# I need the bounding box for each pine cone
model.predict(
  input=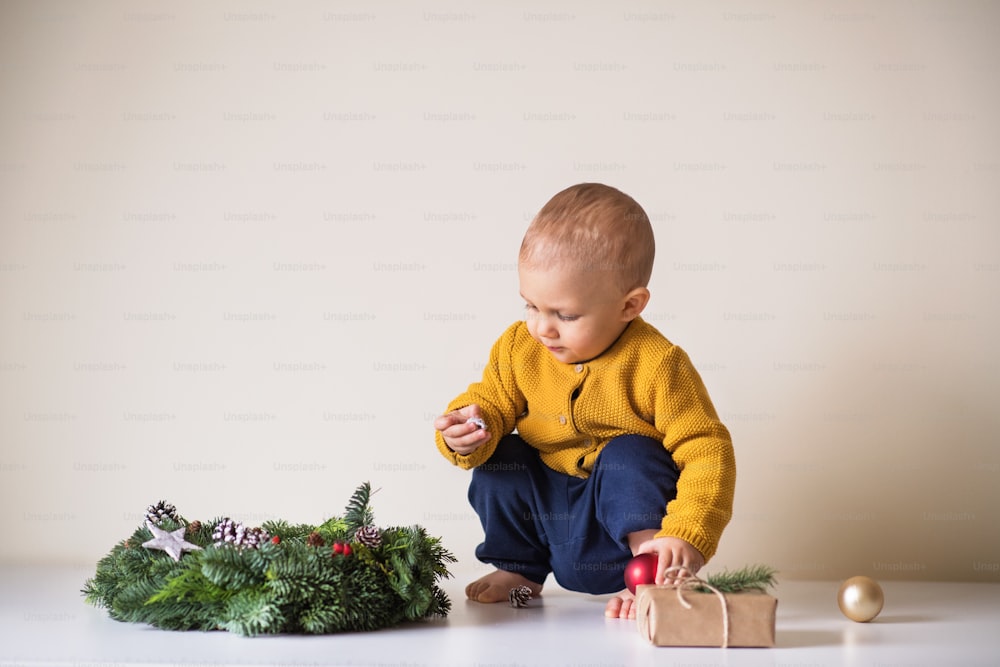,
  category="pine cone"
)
[188,520,202,534]
[212,518,270,549]
[243,526,270,548]
[509,585,531,608]
[306,531,325,547]
[355,525,382,549]
[145,500,178,526]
